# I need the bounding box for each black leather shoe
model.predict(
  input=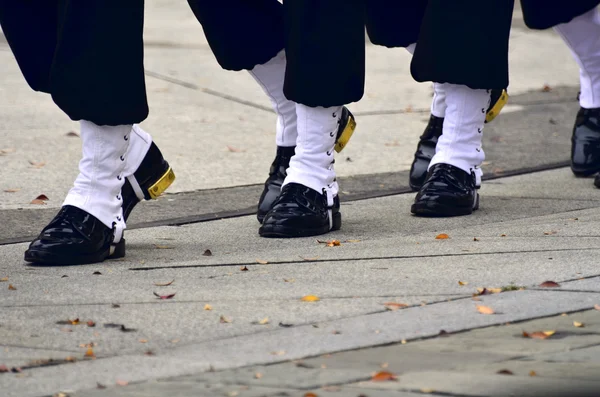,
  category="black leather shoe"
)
[408,89,508,191]
[259,183,341,238]
[257,107,356,223]
[24,205,125,265]
[411,163,479,217]
[571,107,600,177]
[121,142,176,221]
